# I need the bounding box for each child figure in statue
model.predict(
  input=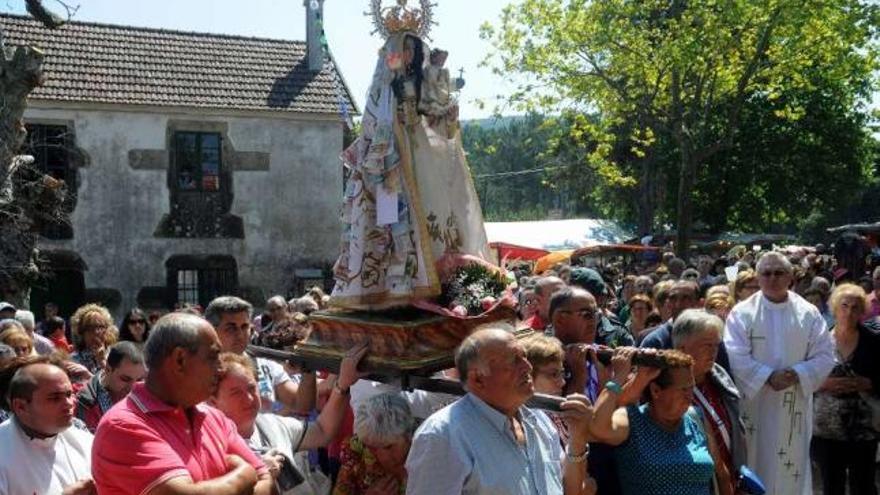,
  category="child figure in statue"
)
[330,28,490,311]
[419,48,460,138]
